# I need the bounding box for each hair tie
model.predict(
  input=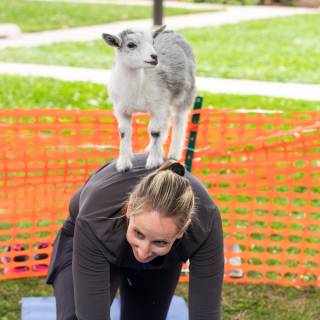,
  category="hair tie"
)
[168,162,185,176]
